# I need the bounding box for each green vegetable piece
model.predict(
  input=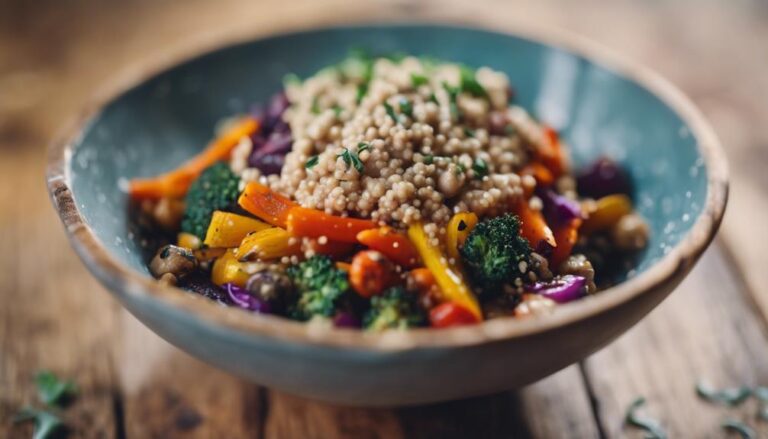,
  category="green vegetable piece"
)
[624,397,667,439]
[442,82,461,120]
[35,370,76,408]
[13,407,63,439]
[336,147,365,174]
[460,66,488,97]
[399,98,413,118]
[721,420,756,439]
[423,154,434,165]
[460,214,532,288]
[384,101,398,123]
[695,382,752,406]
[410,73,428,87]
[305,155,319,169]
[287,256,351,320]
[363,287,426,331]
[472,158,489,179]
[181,162,240,239]
[332,104,343,117]
[311,96,321,114]
[464,127,475,138]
